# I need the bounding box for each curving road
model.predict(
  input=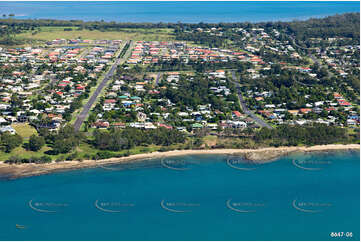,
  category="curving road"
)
[230,71,272,129]
[73,40,133,131]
